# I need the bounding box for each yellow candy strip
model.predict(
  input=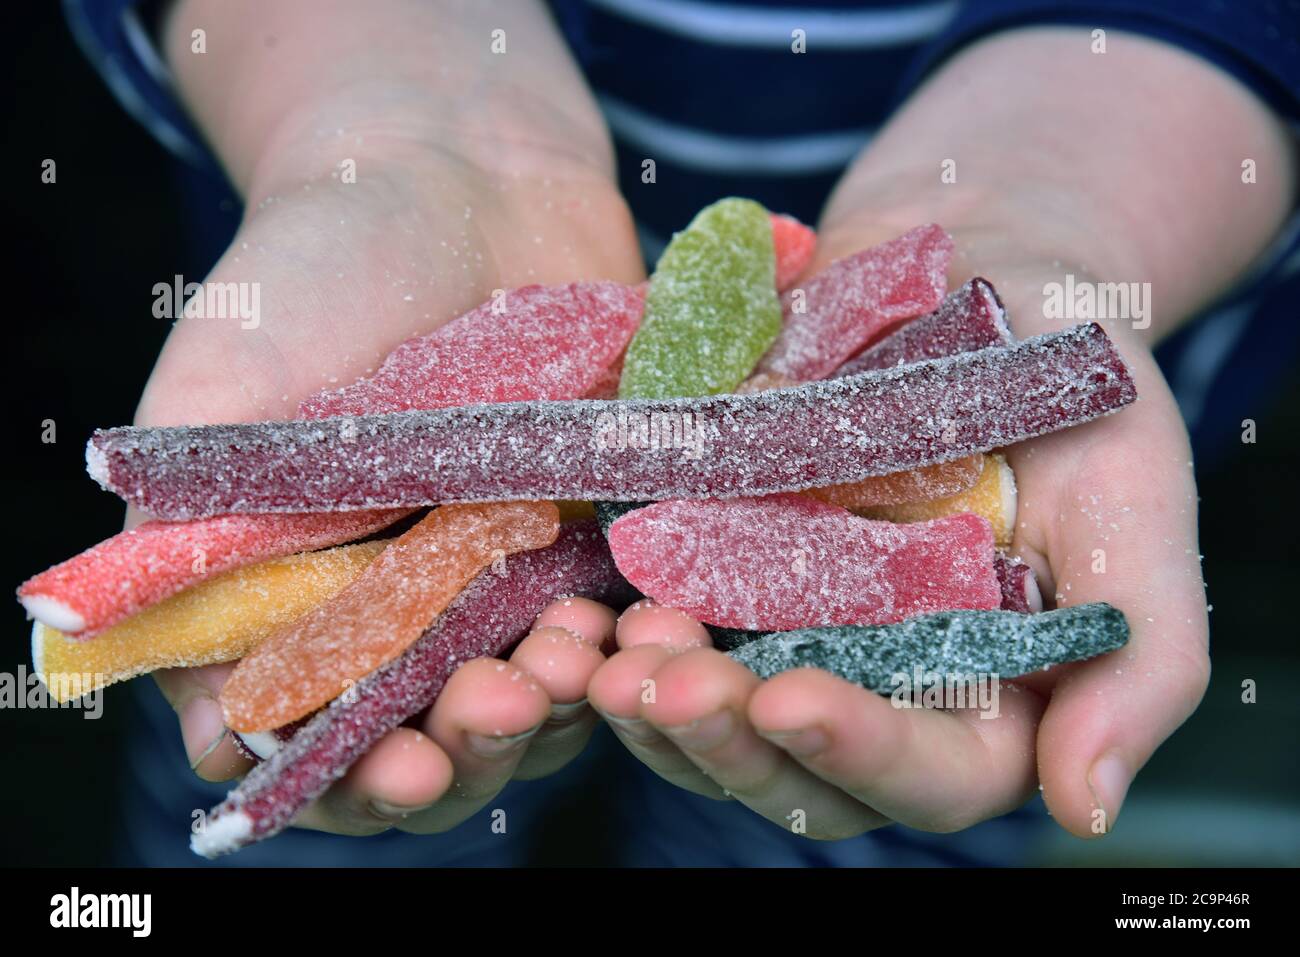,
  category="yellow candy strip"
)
[31,541,386,703]
[857,453,1017,547]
